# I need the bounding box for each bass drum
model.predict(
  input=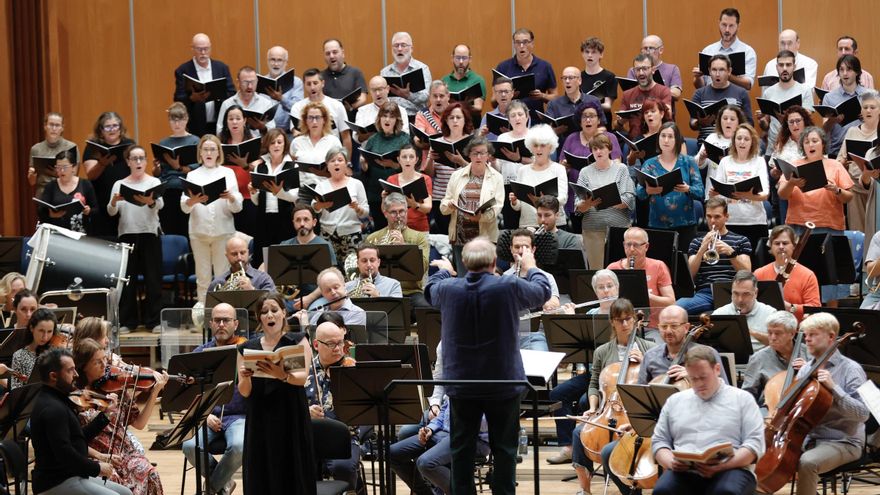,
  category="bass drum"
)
[25,224,132,295]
